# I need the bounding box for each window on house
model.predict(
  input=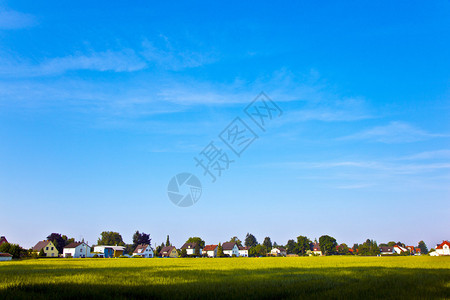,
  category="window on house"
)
[46,247,48,250]
[51,247,54,250]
